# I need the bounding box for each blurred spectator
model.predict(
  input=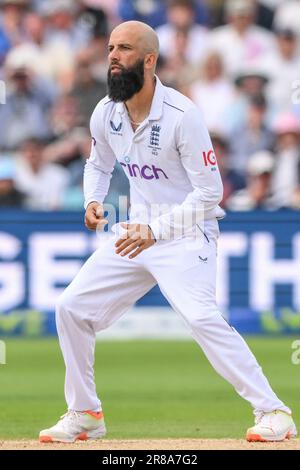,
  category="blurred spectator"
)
[79,0,119,27]
[15,138,69,210]
[211,131,245,207]
[271,113,300,209]
[189,51,235,131]
[37,0,88,91]
[20,11,50,76]
[154,27,199,90]
[223,66,269,132]
[72,6,110,85]
[2,3,109,91]
[49,94,83,138]
[209,0,275,76]
[44,95,88,166]
[84,32,109,83]
[227,150,275,210]
[220,0,284,30]
[262,28,300,114]
[234,66,269,98]
[119,0,167,28]
[0,155,24,207]
[0,63,55,149]
[273,0,300,36]
[41,0,81,45]
[4,11,54,81]
[229,94,274,176]
[0,0,298,213]
[69,50,107,126]
[76,1,109,39]
[156,0,209,66]
[3,12,60,91]
[65,137,90,186]
[119,0,209,29]
[0,0,29,64]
